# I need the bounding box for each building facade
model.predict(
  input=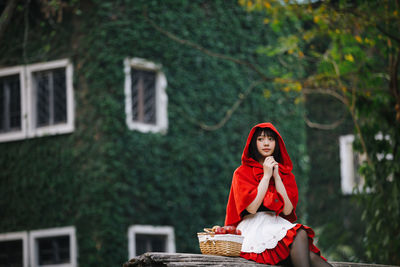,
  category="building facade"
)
[0,1,307,266]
